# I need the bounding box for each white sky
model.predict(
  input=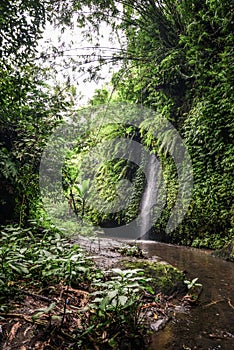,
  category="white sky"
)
[38,19,122,106]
